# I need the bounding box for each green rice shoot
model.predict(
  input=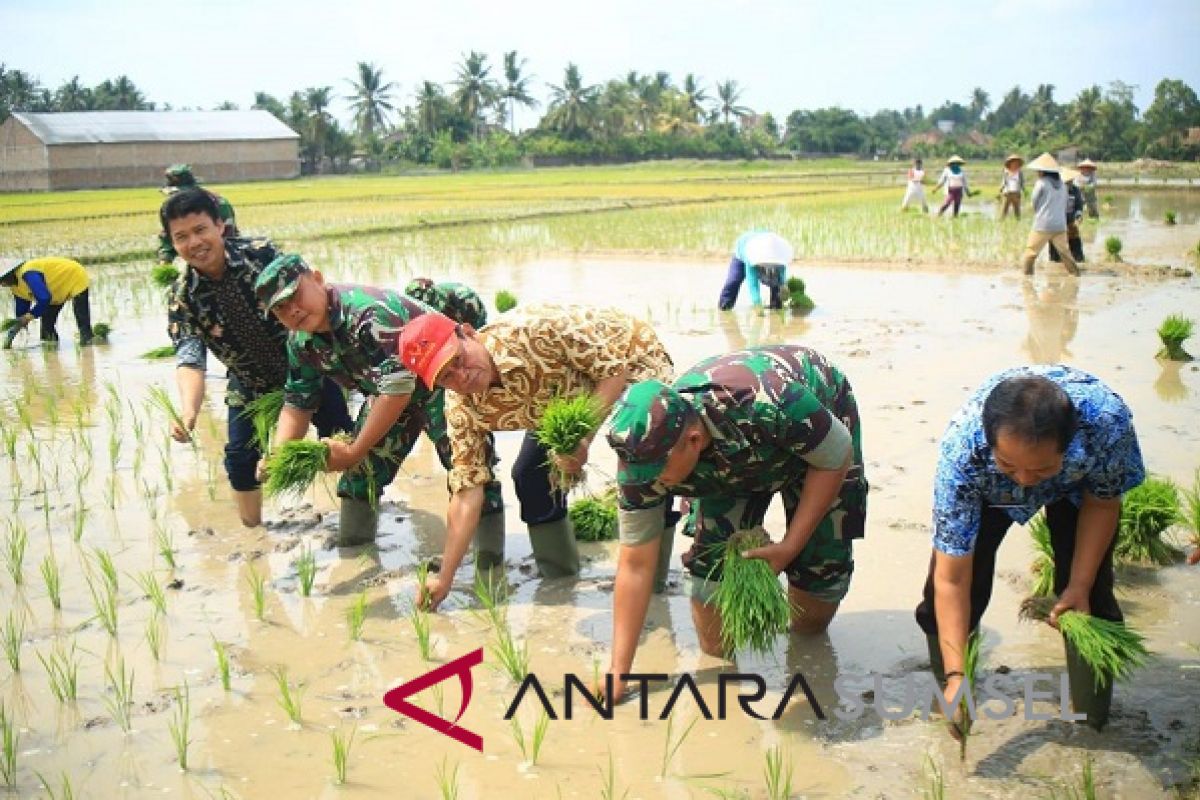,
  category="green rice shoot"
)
[1104,236,1123,261]
[1116,476,1184,565]
[536,394,605,492]
[495,289,518,313]
[1180,469,1200,552]
[569,489,619,542]
[1019,597,1149,690]
[140,345,176,360]
[1028,512,1055,597]
[264,439,329,499]
[1156,314,1194,361]
[709,528,792,655]
[242,390,285,454]
[959,630,983,761]
[151,263,181,287]
[91,322,112,342]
